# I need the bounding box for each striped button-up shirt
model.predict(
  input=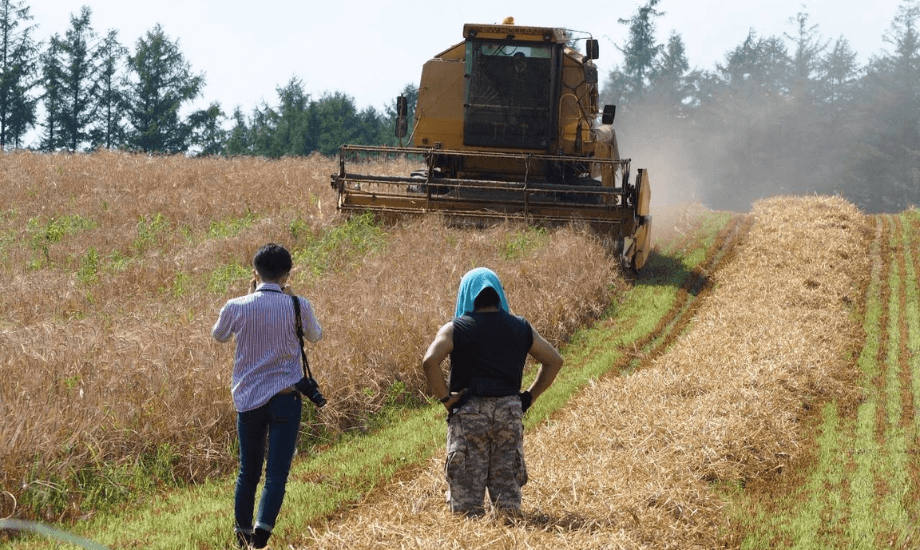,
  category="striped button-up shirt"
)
[212,283,322,412]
